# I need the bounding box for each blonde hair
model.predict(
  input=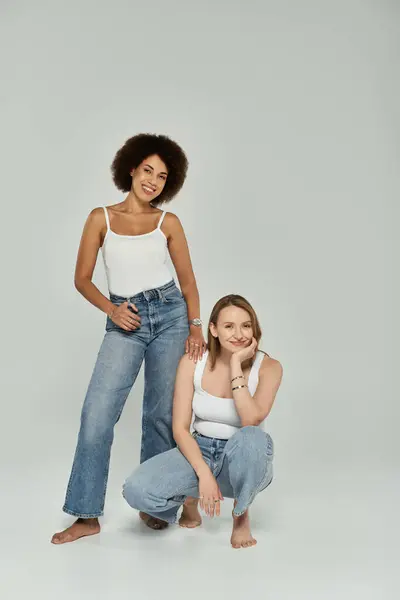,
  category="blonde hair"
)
[207,294,262,371]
